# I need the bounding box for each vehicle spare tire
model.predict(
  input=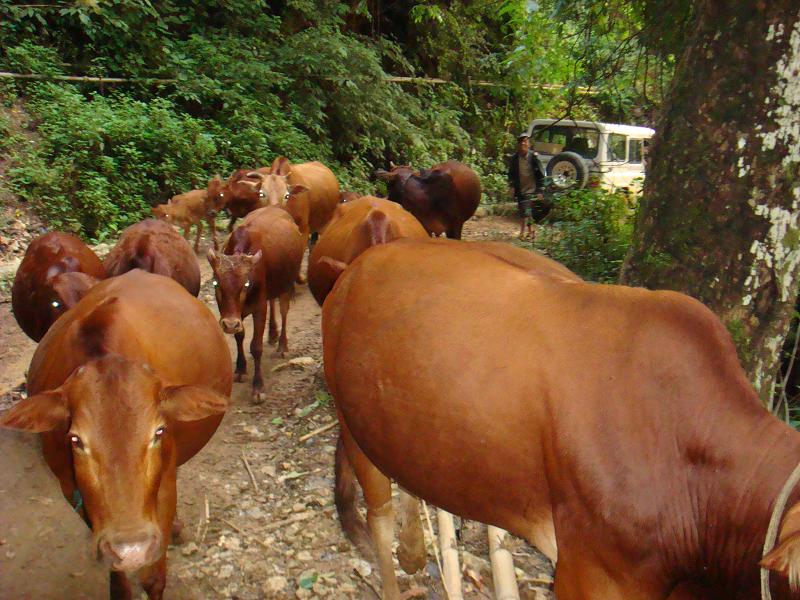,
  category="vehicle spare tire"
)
[545,151,589,190]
